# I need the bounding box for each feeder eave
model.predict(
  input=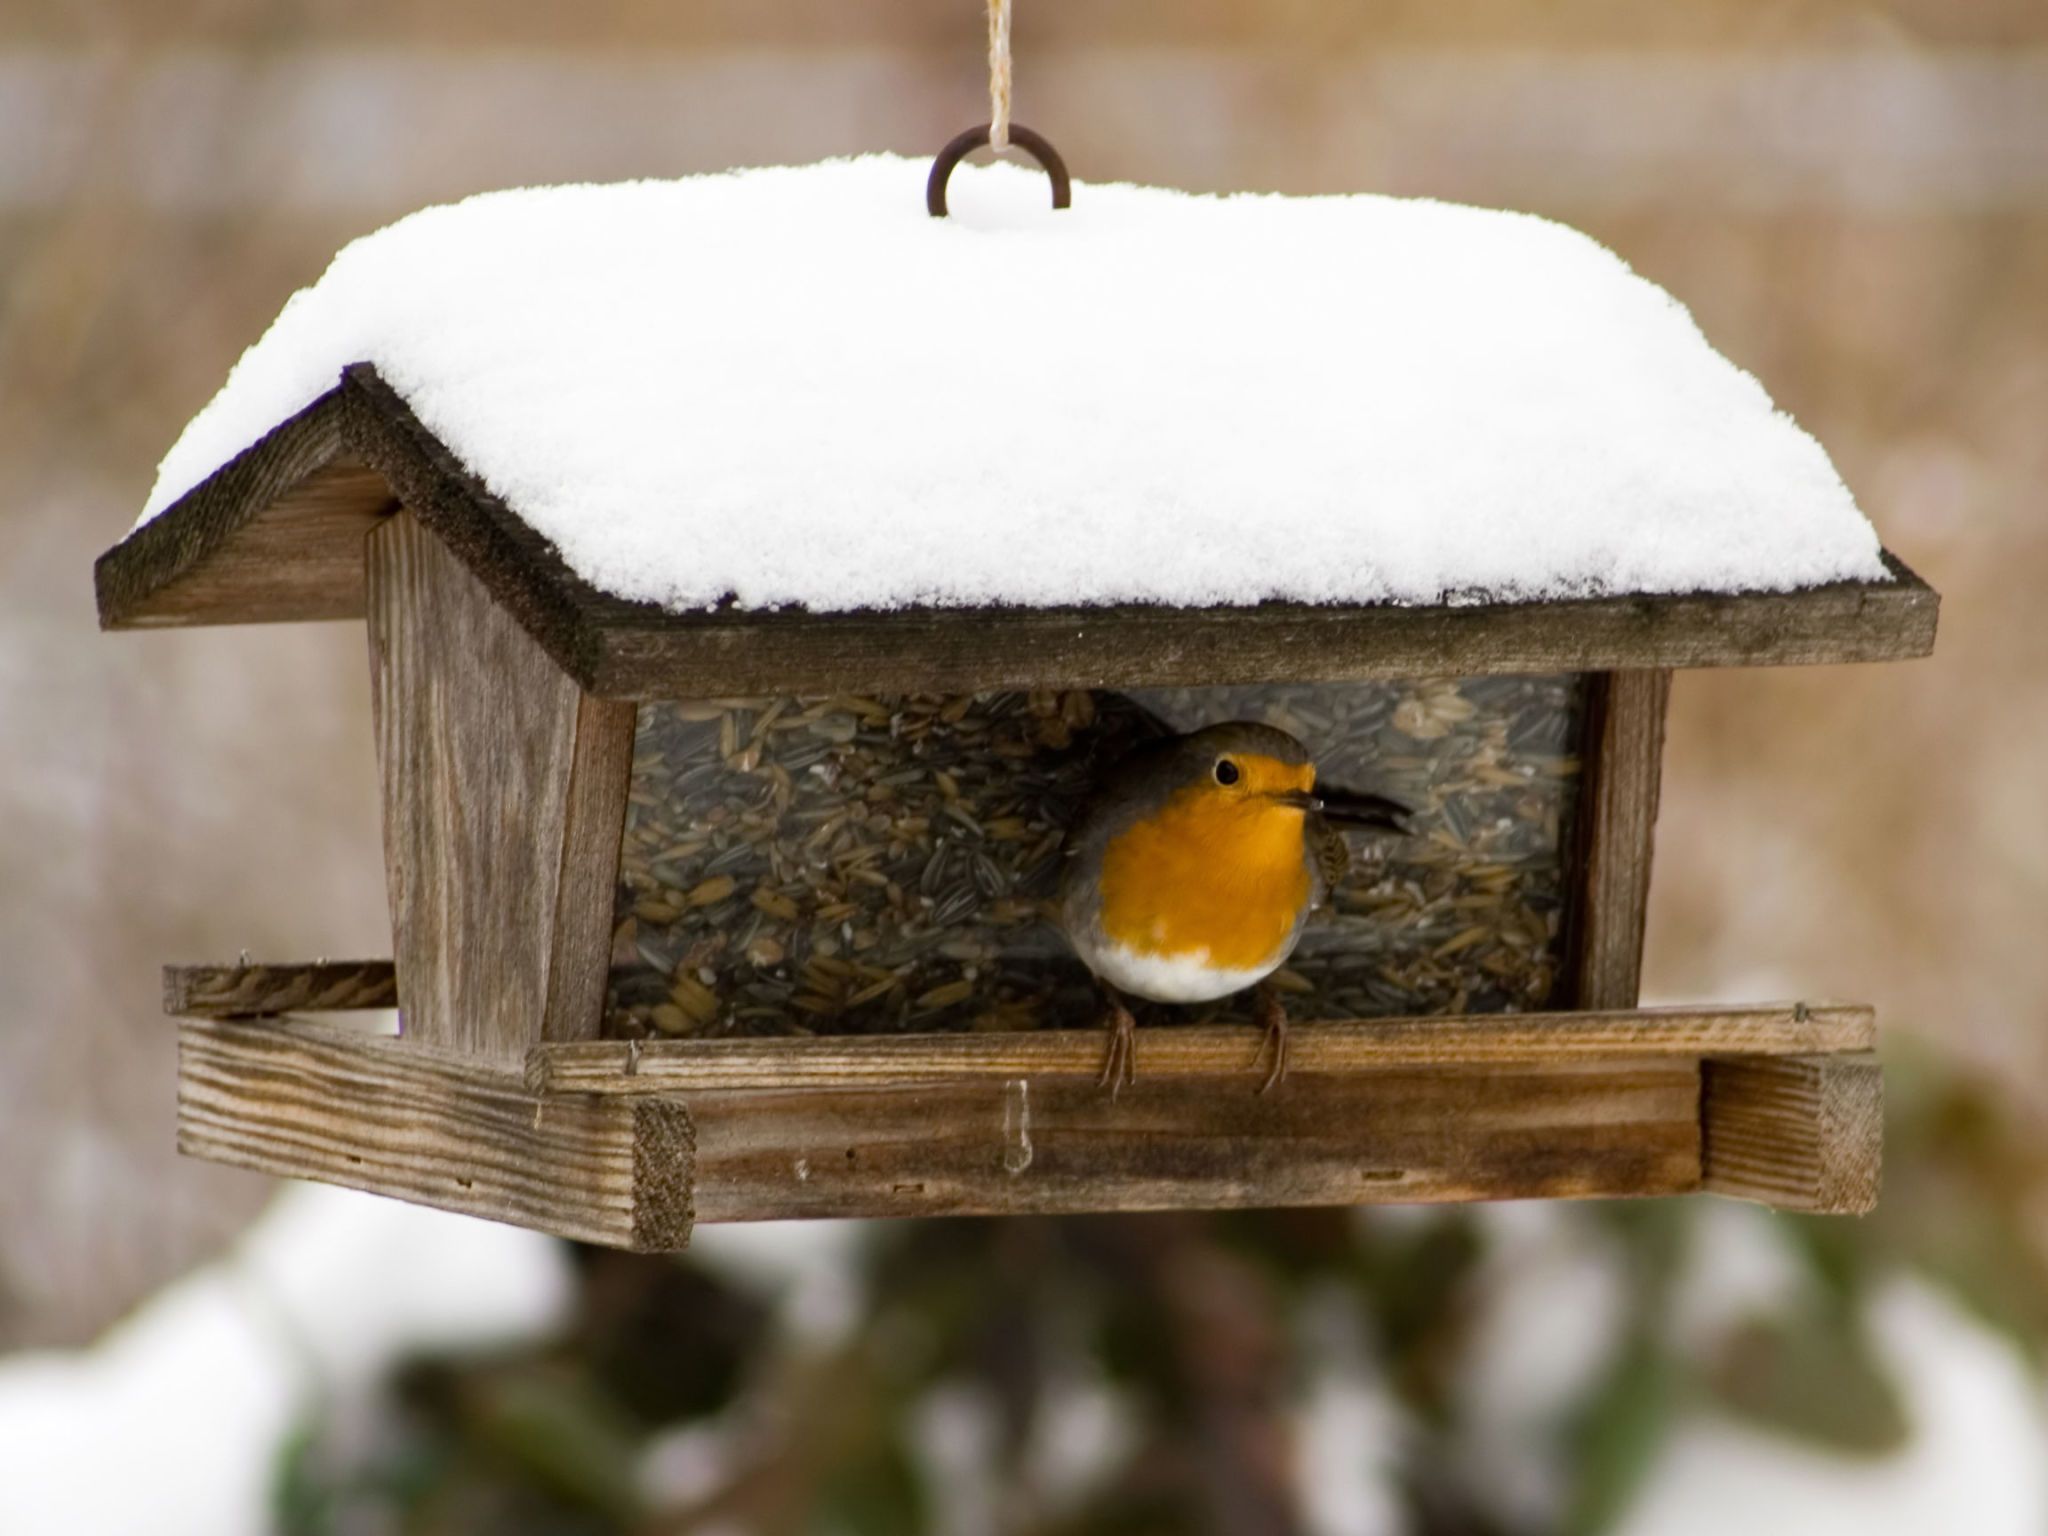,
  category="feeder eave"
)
[94,362,1939,693]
